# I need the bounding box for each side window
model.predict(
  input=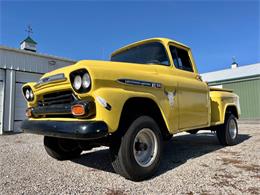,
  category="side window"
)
[169,45,194,72]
